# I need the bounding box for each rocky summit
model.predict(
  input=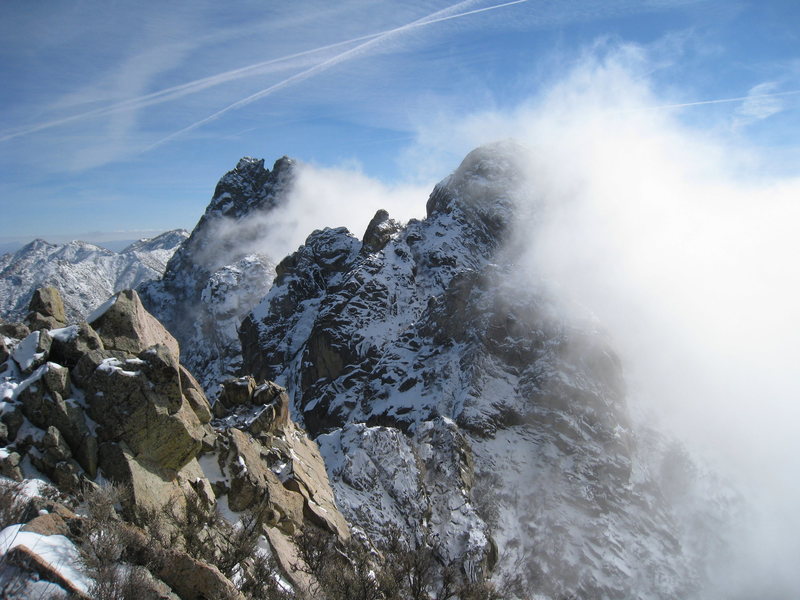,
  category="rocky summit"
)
[0,144,736,599]
[139,157,295,398]
[1,287,350,598]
